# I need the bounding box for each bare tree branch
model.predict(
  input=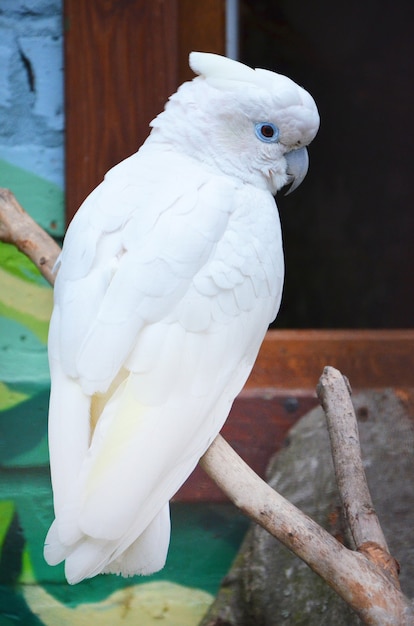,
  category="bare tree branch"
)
[200,436,413,625]
[317,366,401,586]
[0,187,60,285]
[1,188,413,625]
